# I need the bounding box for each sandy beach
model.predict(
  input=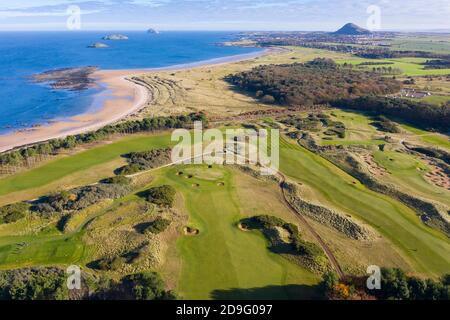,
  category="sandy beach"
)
[0,49,269,153]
